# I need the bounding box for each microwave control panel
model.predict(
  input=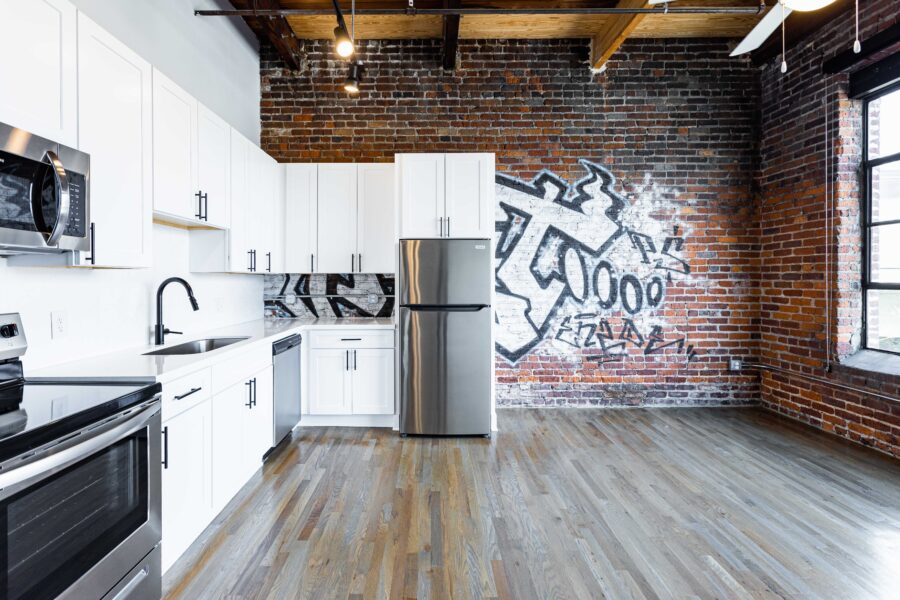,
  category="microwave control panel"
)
[63,171,87,238]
